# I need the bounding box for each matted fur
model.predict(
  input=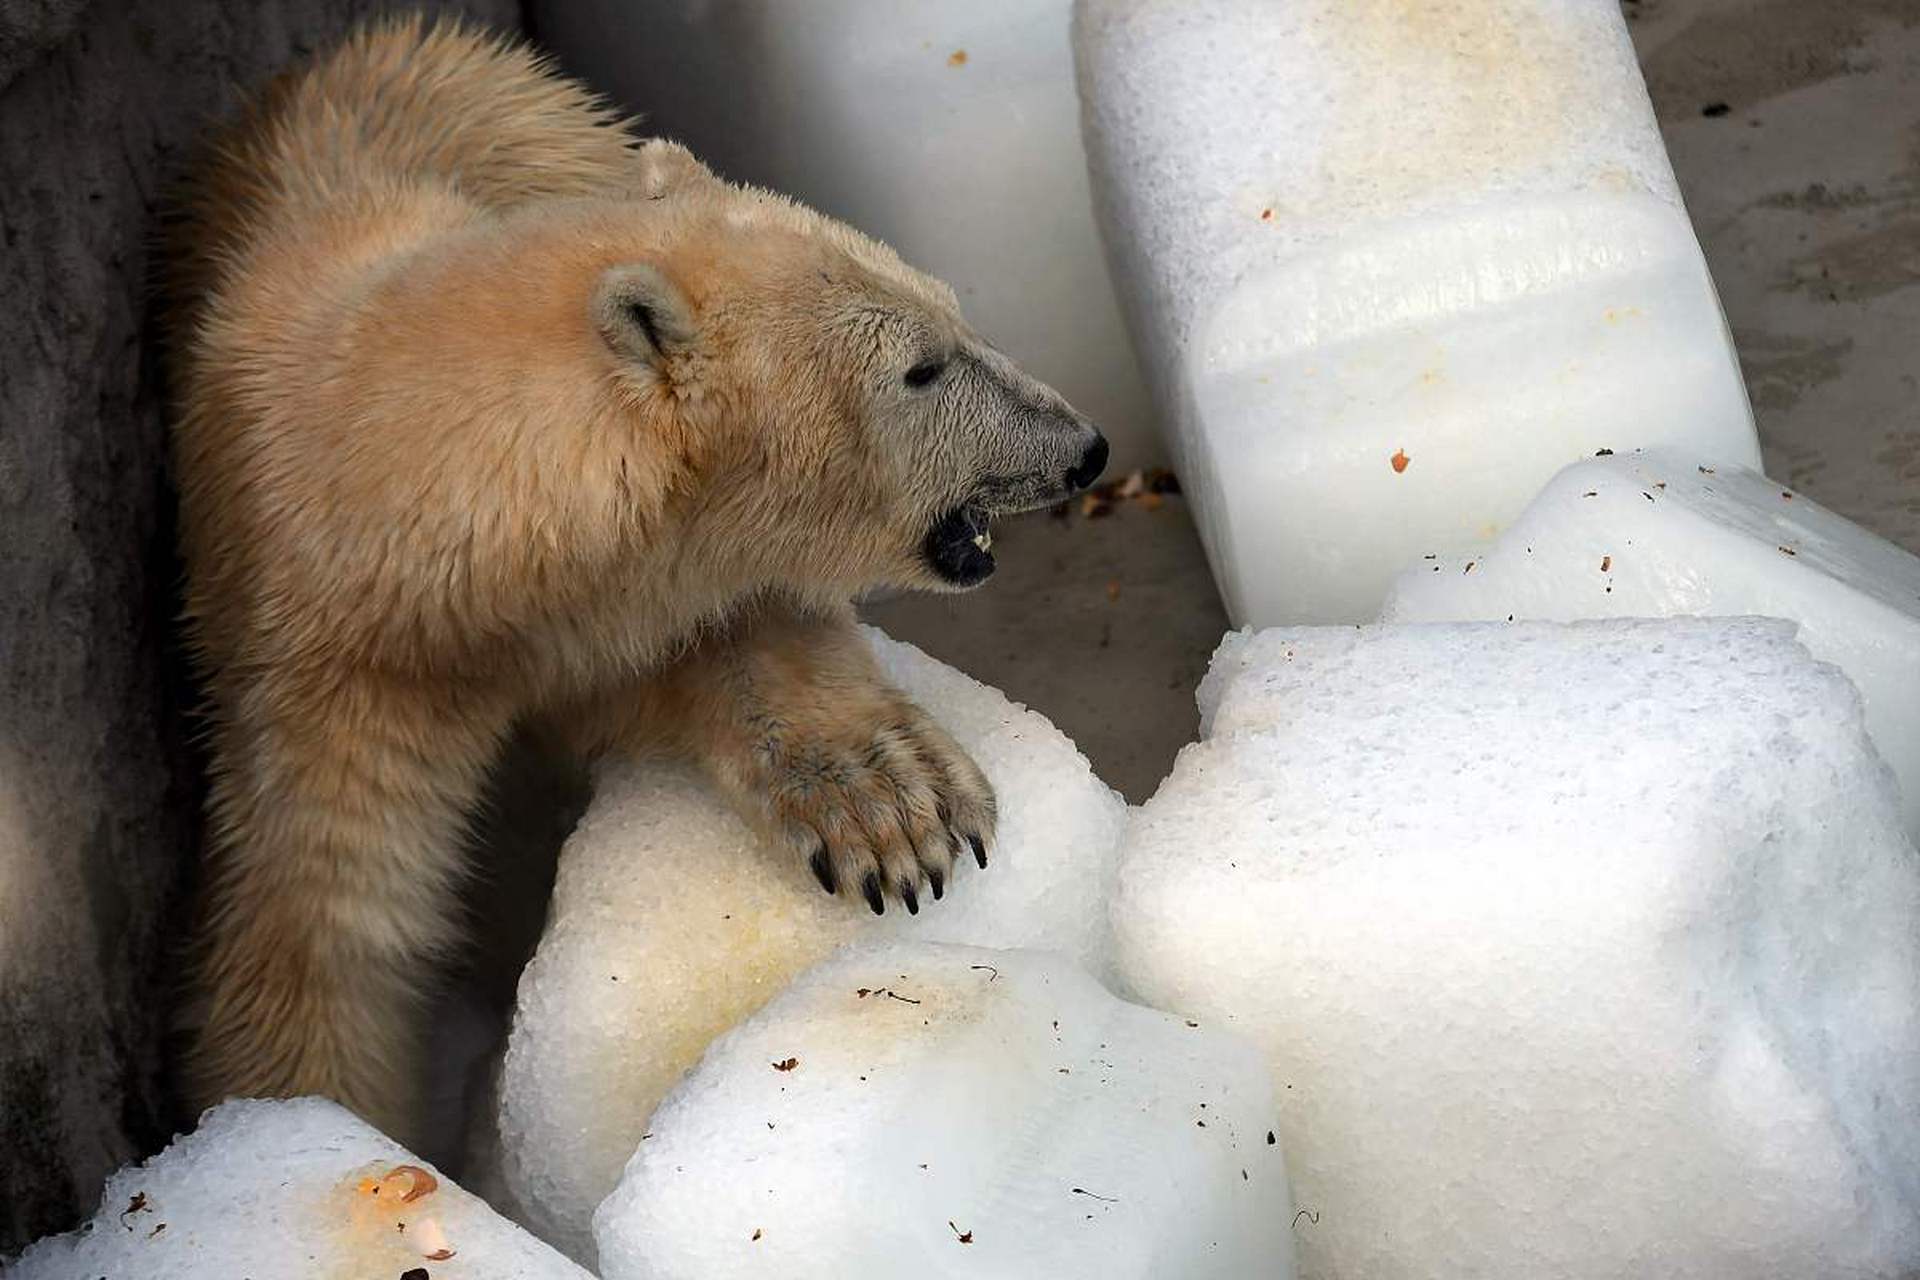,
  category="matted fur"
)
[168,15,1103,1138]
